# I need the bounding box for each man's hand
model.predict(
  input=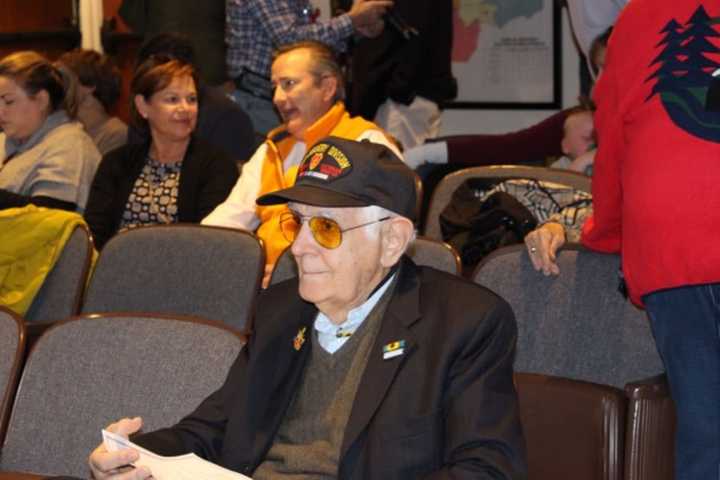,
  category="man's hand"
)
[524,222,566,276]
[355,19,385,38]
[89,417,152,479]
[348,0,393,34]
